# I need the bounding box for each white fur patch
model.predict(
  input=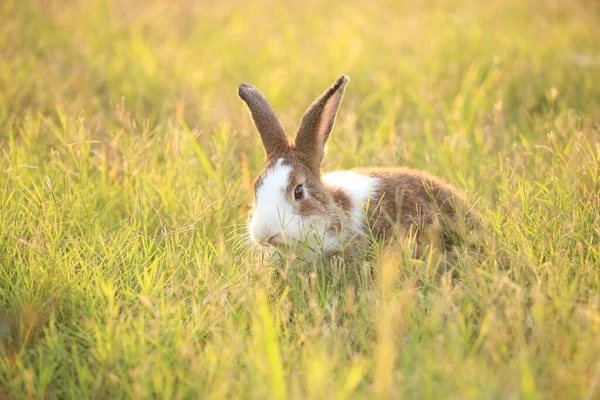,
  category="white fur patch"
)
[321,171,380,232]
[249,159,293,244]
[249,159,331,259]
